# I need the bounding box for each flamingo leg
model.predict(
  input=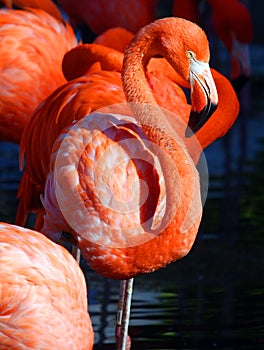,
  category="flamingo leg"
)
[116,278,134,350]
[71,245,81,265]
